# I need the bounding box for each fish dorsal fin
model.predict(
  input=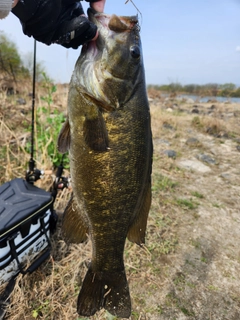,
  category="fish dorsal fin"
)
[83,110,109,152]
[127,182,151,245]
[58,118,71,153]
[62,194,89,244]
